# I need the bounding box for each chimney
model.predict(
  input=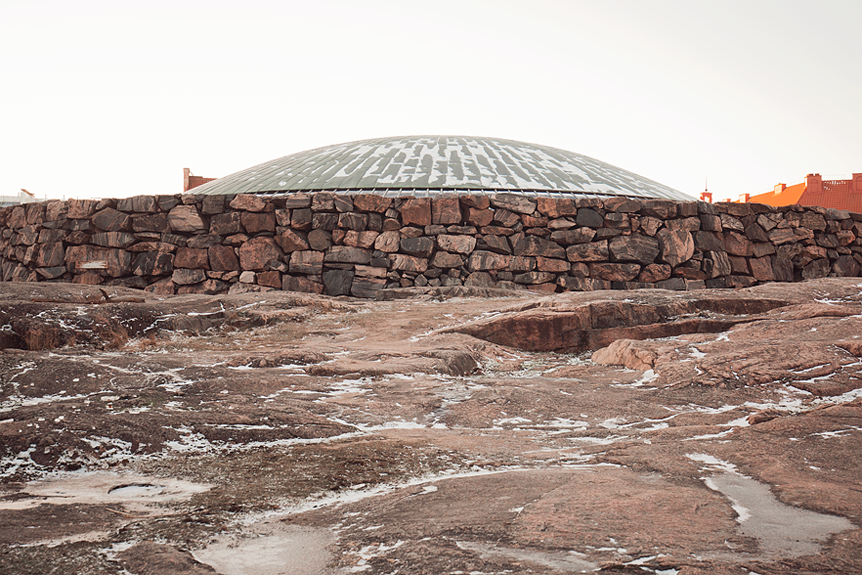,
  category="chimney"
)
[739,193,750,203]
[805,173,823,194]
[699,191,713,203]
[183,168,191,192]
[774,183,786,194]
